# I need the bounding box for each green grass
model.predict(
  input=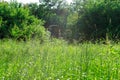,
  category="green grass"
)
[0,39,120,80]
